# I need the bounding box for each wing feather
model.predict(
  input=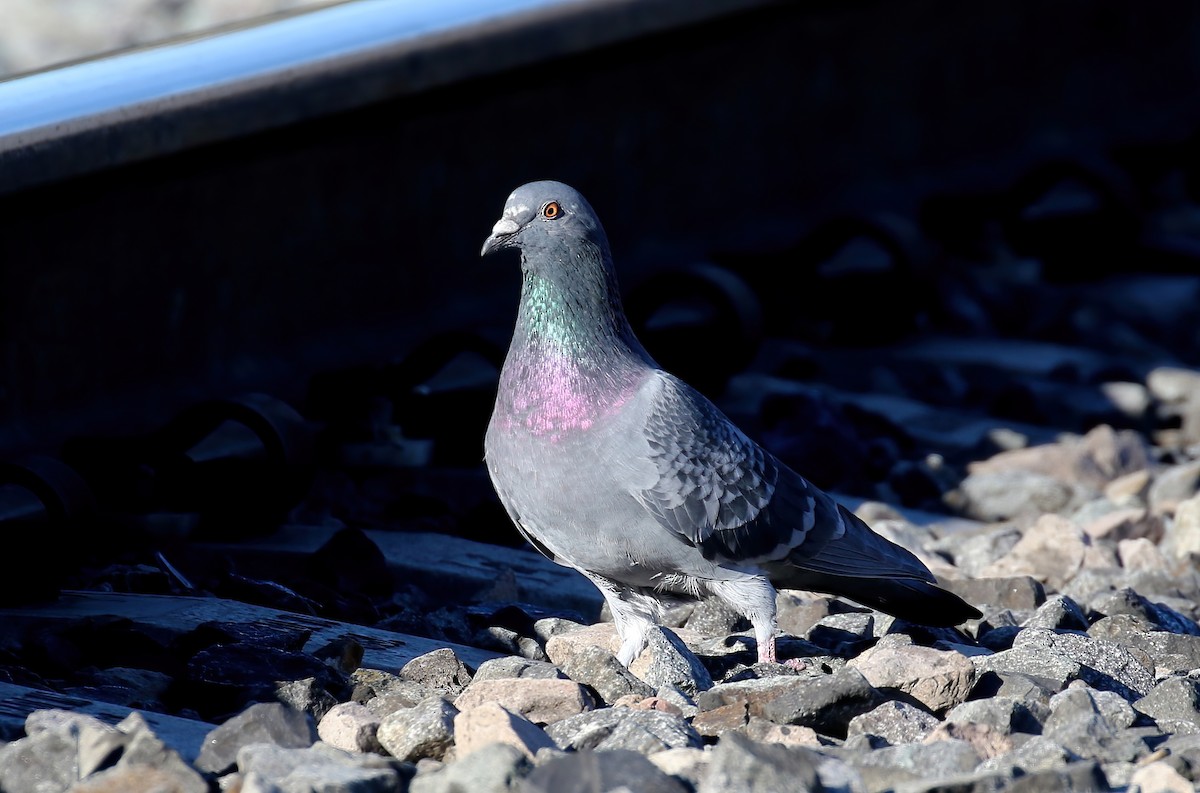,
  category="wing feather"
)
[633,373,826,563]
